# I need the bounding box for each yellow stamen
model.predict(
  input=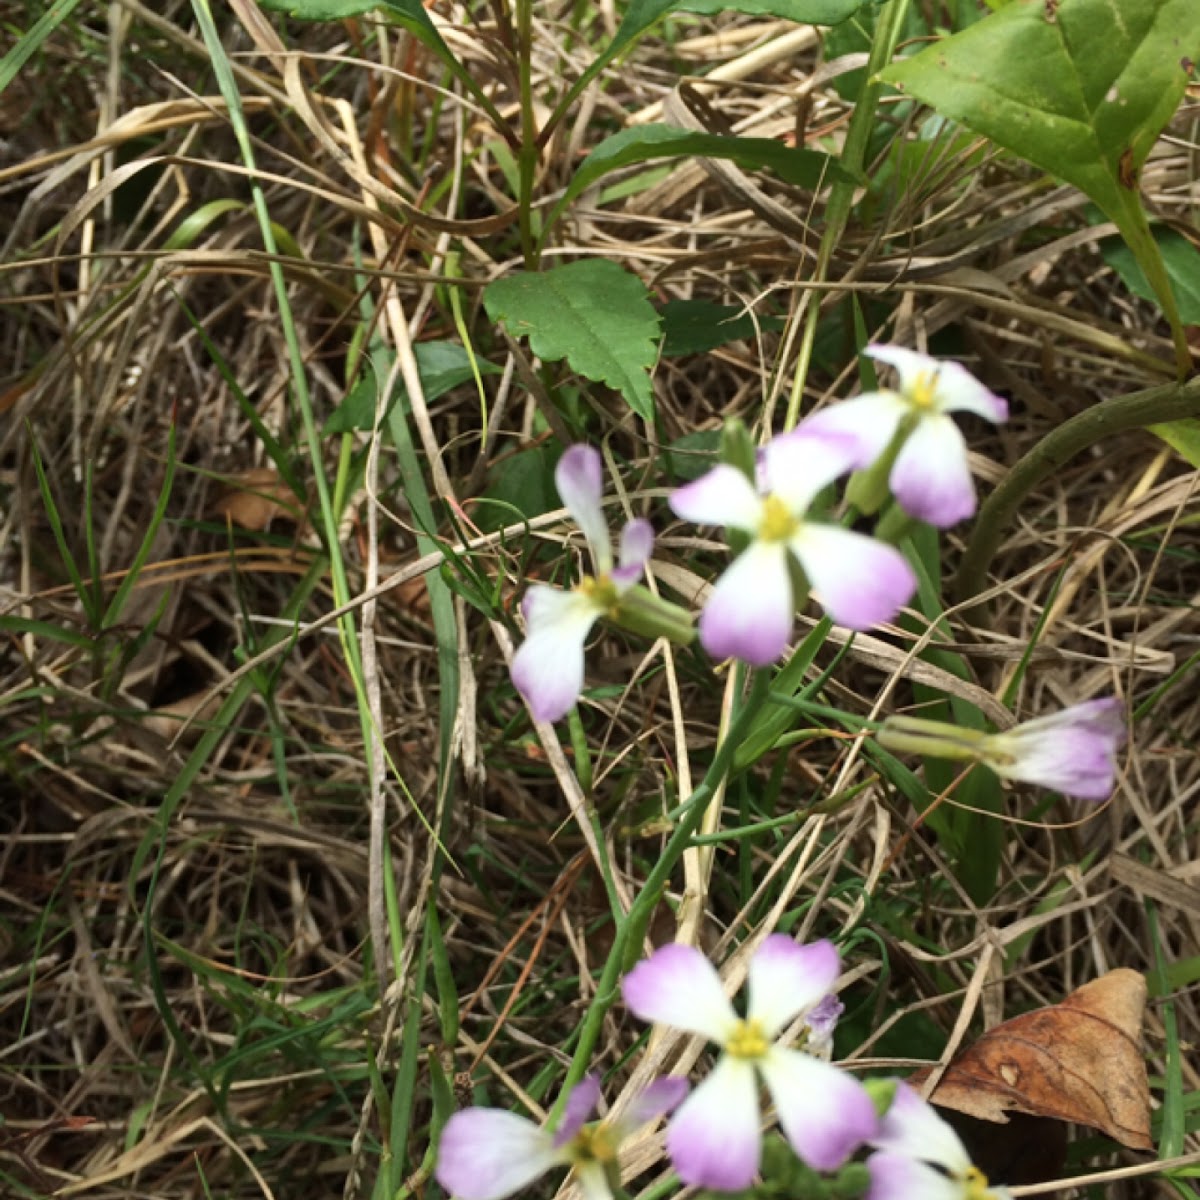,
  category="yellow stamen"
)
[725,1018,769,1060]
[963,1164,993,1200]
[758,494,798,543]
[908,370,940,410]
[578,574,619,615]
[568,1124,618,1165]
